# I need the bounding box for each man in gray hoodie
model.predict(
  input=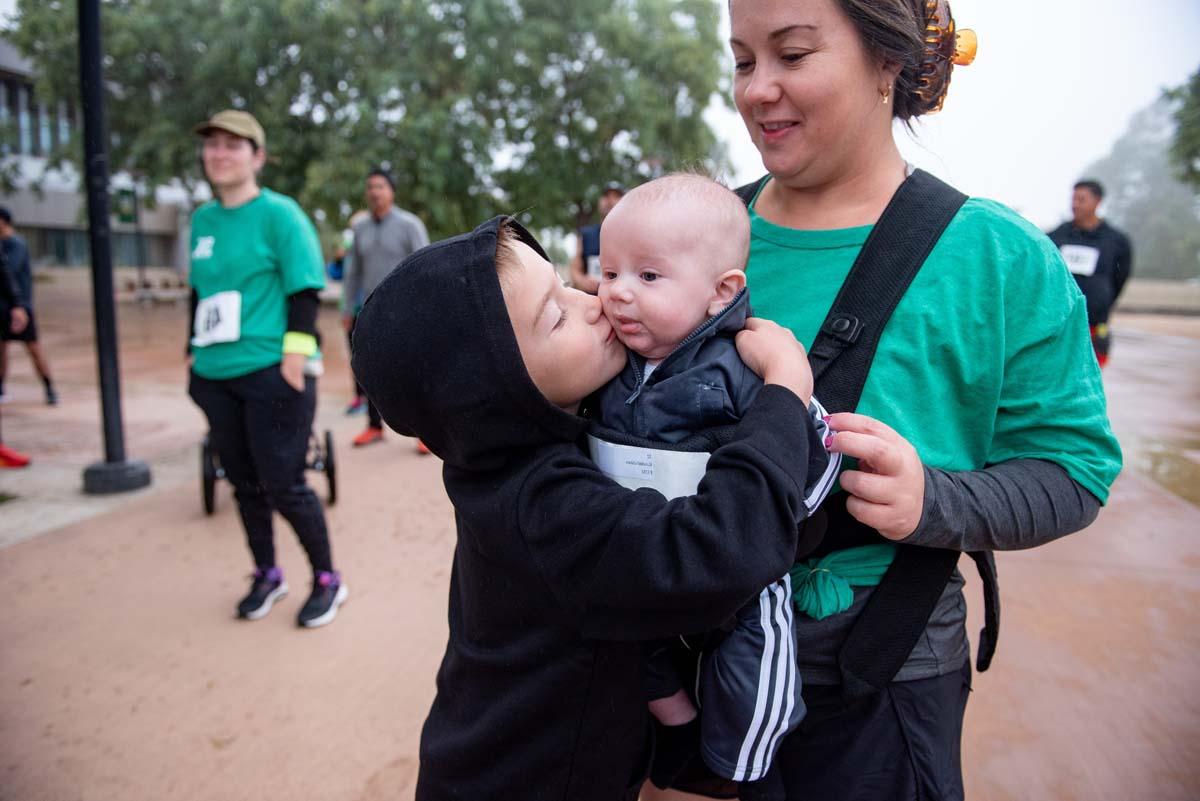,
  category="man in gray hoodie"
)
[345,168,430,448]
